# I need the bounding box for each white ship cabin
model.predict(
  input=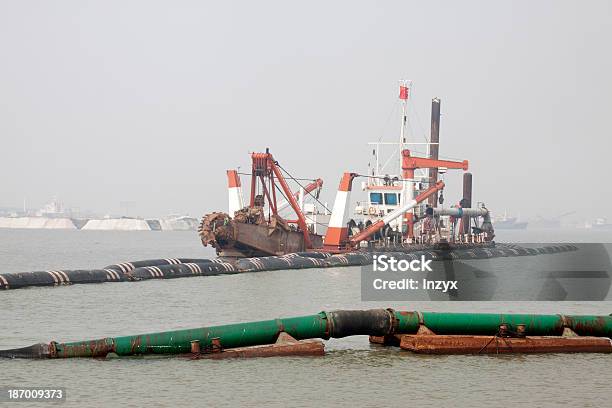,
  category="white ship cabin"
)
[354,175,404,230]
